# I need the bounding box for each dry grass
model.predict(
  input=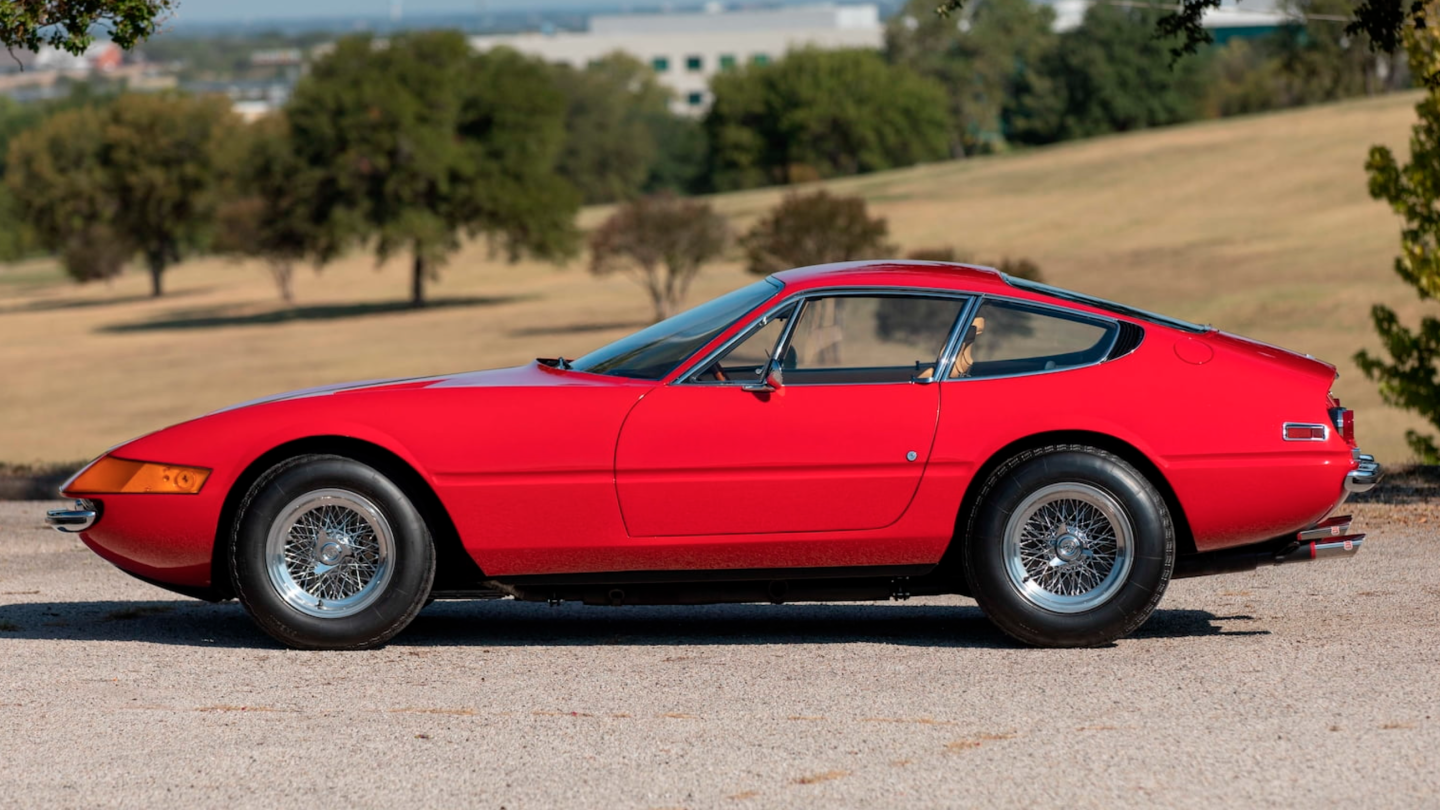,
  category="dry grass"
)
[0,92,1430,464]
